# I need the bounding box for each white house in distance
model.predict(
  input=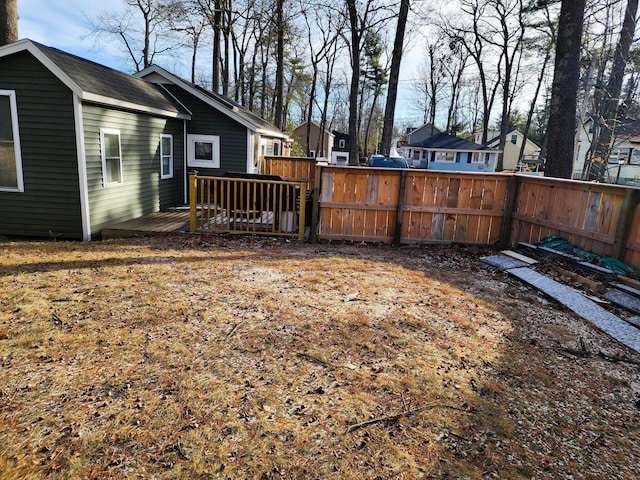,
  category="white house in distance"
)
[475,130,540,171]
[405,132,499,172]
[575,117,640,184]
